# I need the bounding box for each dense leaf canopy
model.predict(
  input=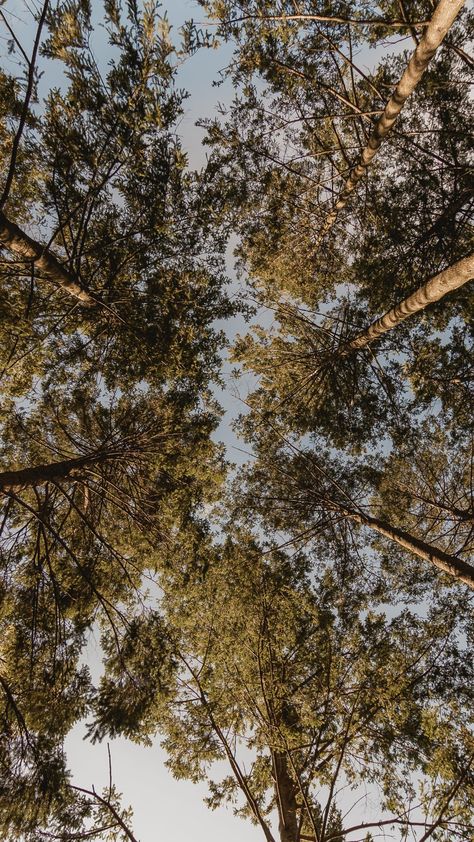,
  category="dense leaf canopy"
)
[0,1,472,841]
